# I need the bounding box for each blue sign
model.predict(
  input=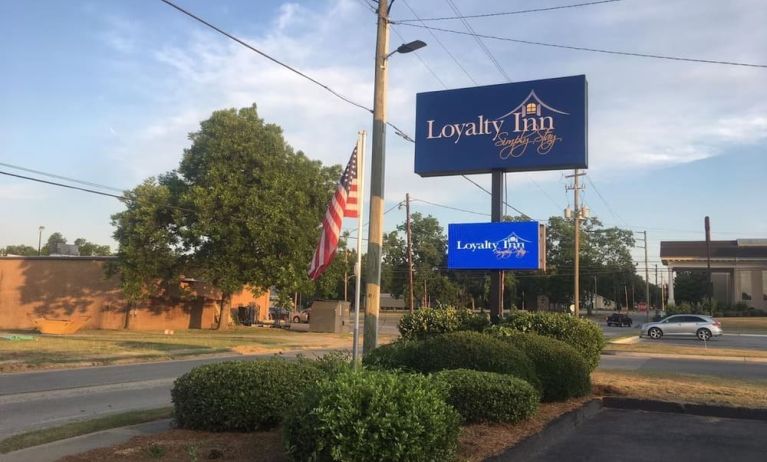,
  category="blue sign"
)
[415,75,587,177]
[447,222,545,270]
